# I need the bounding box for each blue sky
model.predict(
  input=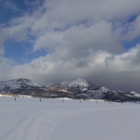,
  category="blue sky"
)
[4,39,46,63]
[1,0,140,91]
[0,0,46,63]
[0,0,26,23]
